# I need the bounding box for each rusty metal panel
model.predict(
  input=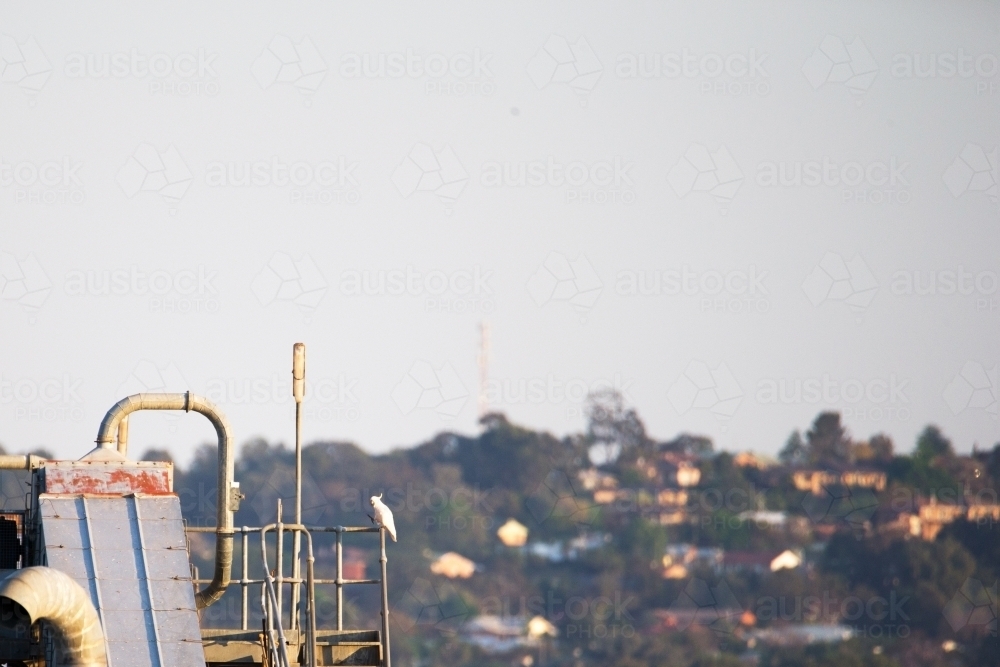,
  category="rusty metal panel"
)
[40,494,206,667]
[43,461,173,495]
